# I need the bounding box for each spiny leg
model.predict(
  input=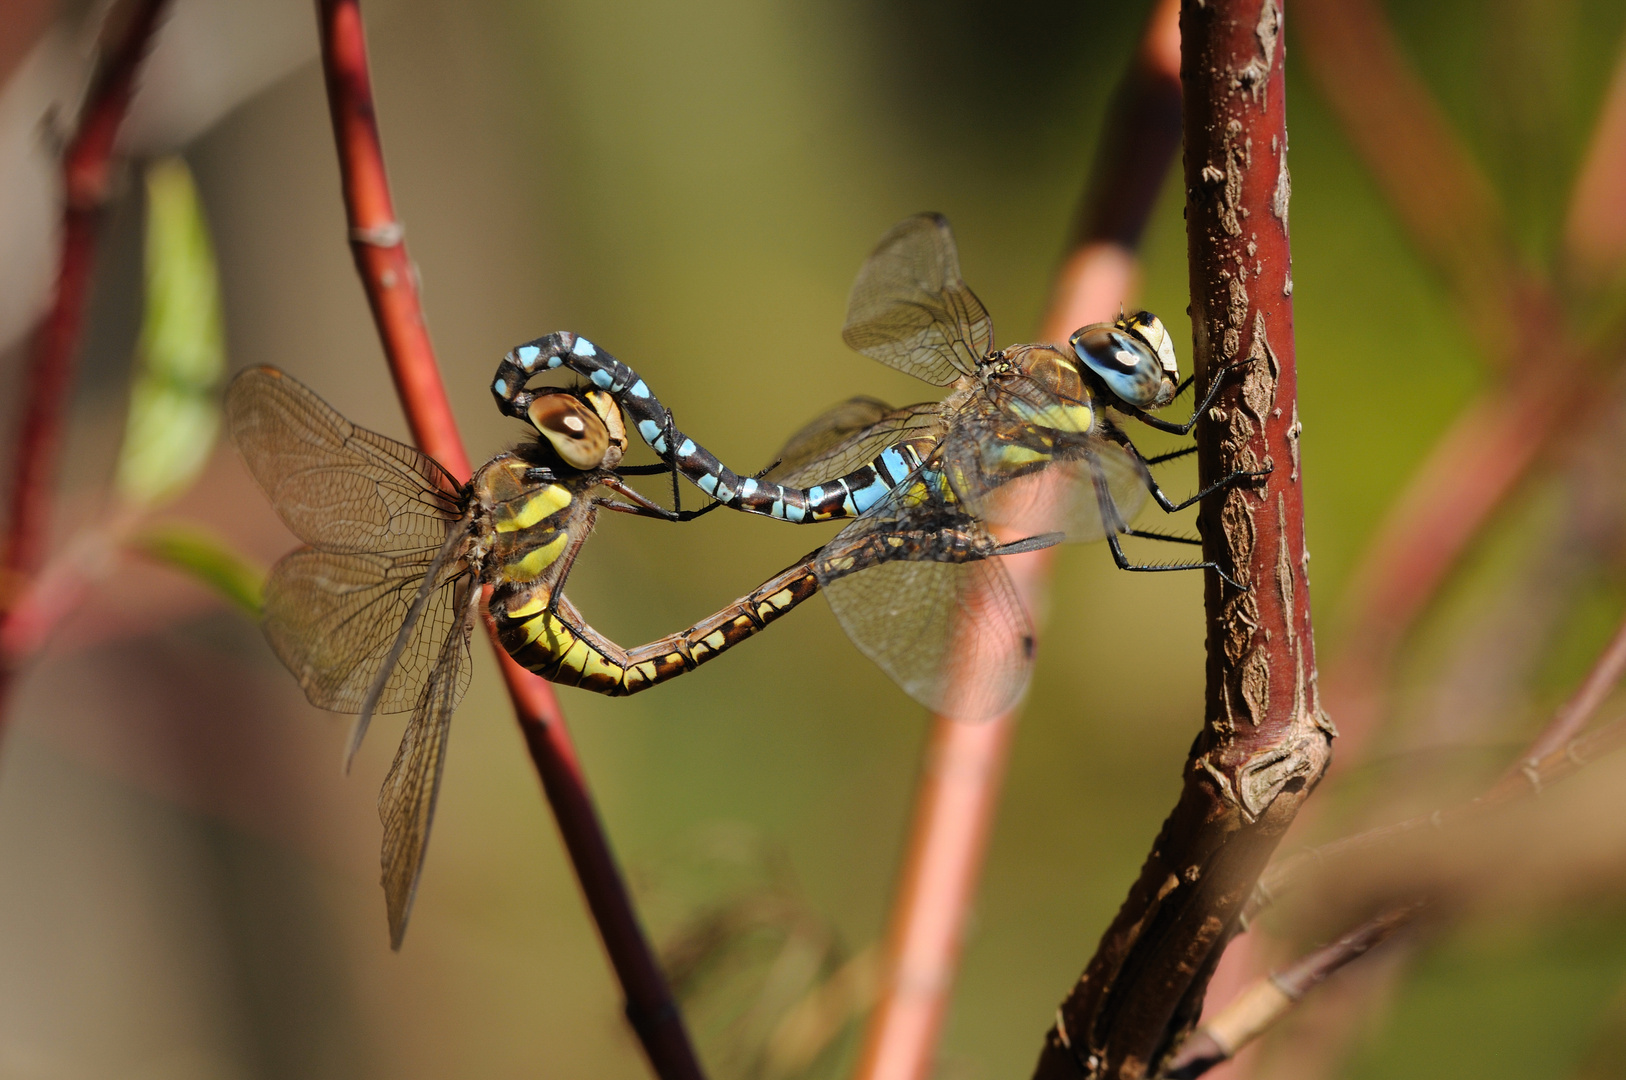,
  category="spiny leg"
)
[1124,357,1252,436]
[1142,445,1196,467]
[1086,449,1242,589]
[1104,427,1270,514]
